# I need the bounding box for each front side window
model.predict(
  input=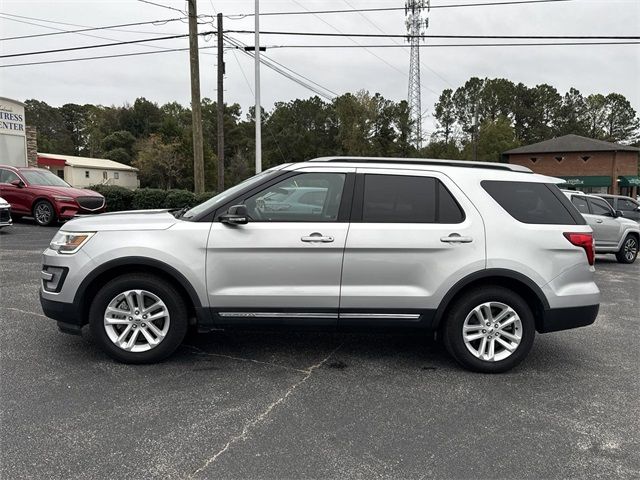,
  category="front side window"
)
[588,197,613,216]
[244,172,346,222]
[361,174,464,223]
[571,195,590,214]
[619,199,638,211]
[0,169,20,184]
